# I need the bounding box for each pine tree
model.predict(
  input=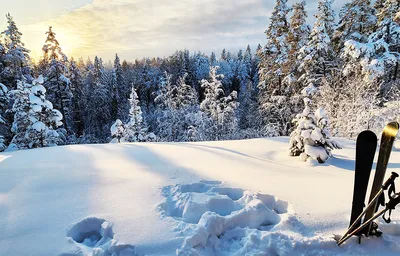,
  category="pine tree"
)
[0,82,8,125]
[85,57,112,142]
[210,52,217,66]
[334,0,376,50]
[220,49,227,61]
[200,66,238,140]
[39,26,72,133]
[68,58,85,137]
[154,73,200,142]
[298,0,336,91]
[342,4,400,84]
[285,1,310,89]
[0,41,5,81]
[289,97,340,163]
[0,82,8,151]
[258,0,290,95]
[124,86,147,142]
[7,76,63,150]
[113,54,128,120]
[0,13,31,87]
